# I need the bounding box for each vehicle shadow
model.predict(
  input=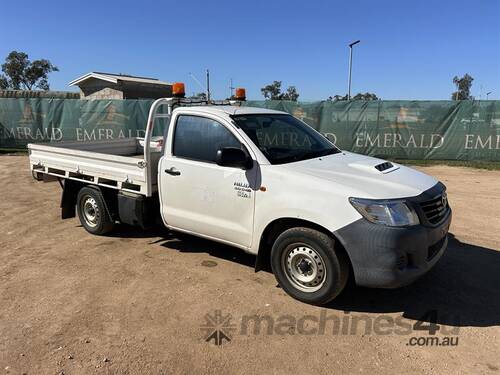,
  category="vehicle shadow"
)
[106,225,500,328]
[156,231,258,269]
[328,233,500,327]
[104,224,170,239]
